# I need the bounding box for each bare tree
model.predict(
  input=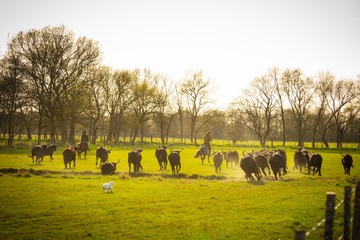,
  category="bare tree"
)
[281,69,314,147]
[268,67,286,146]
[311,71,334,147]
[230,75,278,147]
[173,84,185,143]
[9,25,100,143]
[153,74,175,144]
[0,47,26,146]
[180,70,214,143]
[327,79,358,148]
[129,69,158,144]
